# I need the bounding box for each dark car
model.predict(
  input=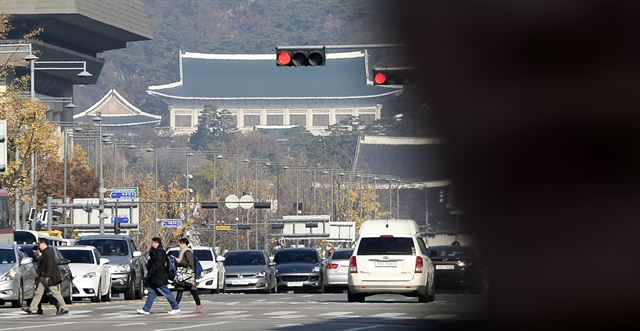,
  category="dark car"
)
[17,244,74,305]
[75,235,145,300]
[427,245,484,293]
[222,250,275,293]
[274,248,323,293]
